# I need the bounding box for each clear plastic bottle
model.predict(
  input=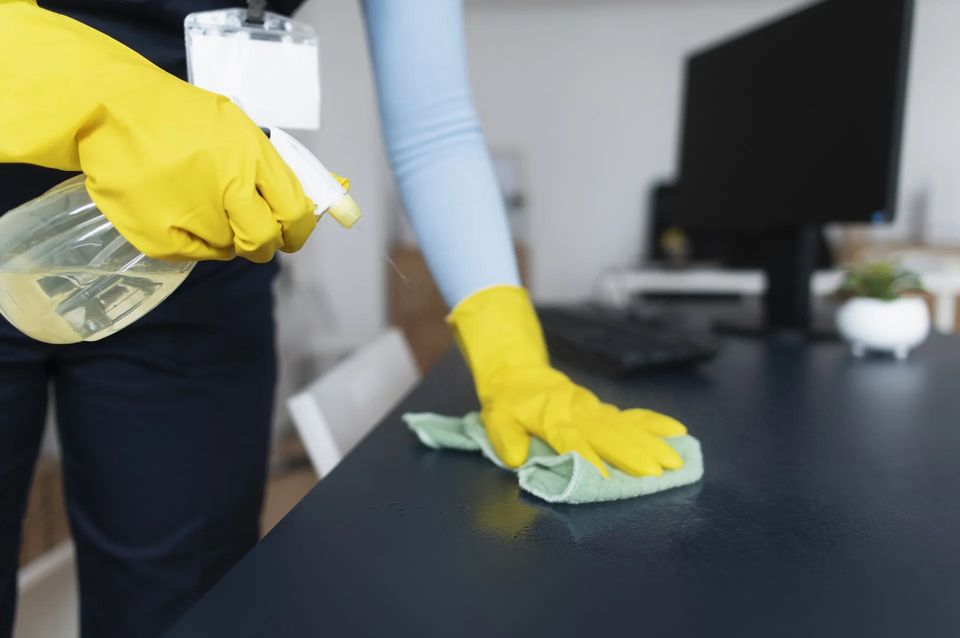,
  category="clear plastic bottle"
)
[0,128,359,344]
